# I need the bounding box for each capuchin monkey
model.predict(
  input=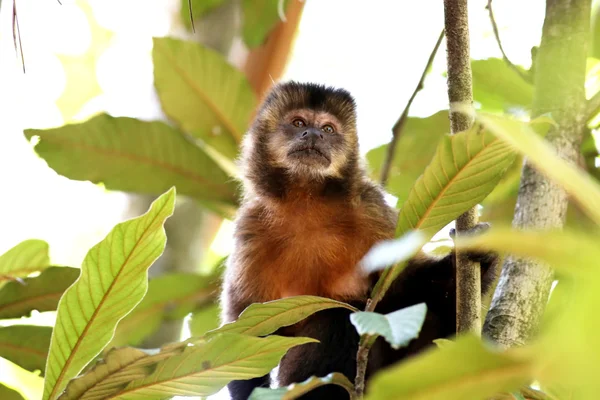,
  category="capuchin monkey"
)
[220,81,498,400]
